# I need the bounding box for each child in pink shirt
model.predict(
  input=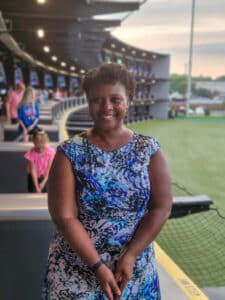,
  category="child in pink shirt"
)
[24,130,56,193]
